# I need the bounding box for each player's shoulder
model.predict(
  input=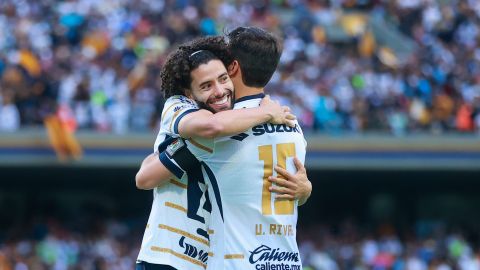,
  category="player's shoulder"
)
[160,95,200,135]
[161,95,199,120]
[165,95,198,108]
